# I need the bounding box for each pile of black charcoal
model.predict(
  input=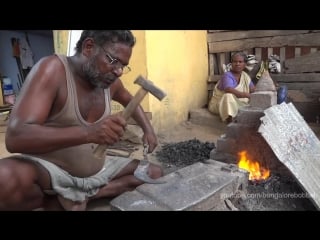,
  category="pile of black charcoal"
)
[156,138,215,168]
